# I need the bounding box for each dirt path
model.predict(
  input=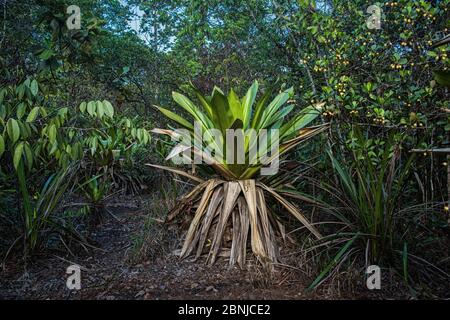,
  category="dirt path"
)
[0,205,381,300]
[0,207,302,299]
